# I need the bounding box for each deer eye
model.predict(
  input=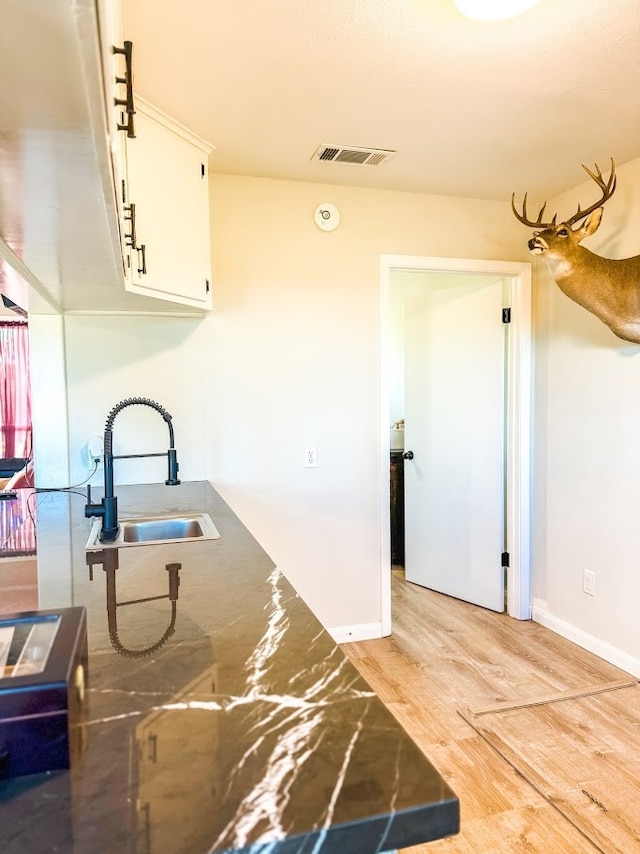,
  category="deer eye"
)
[557,228,569,237]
